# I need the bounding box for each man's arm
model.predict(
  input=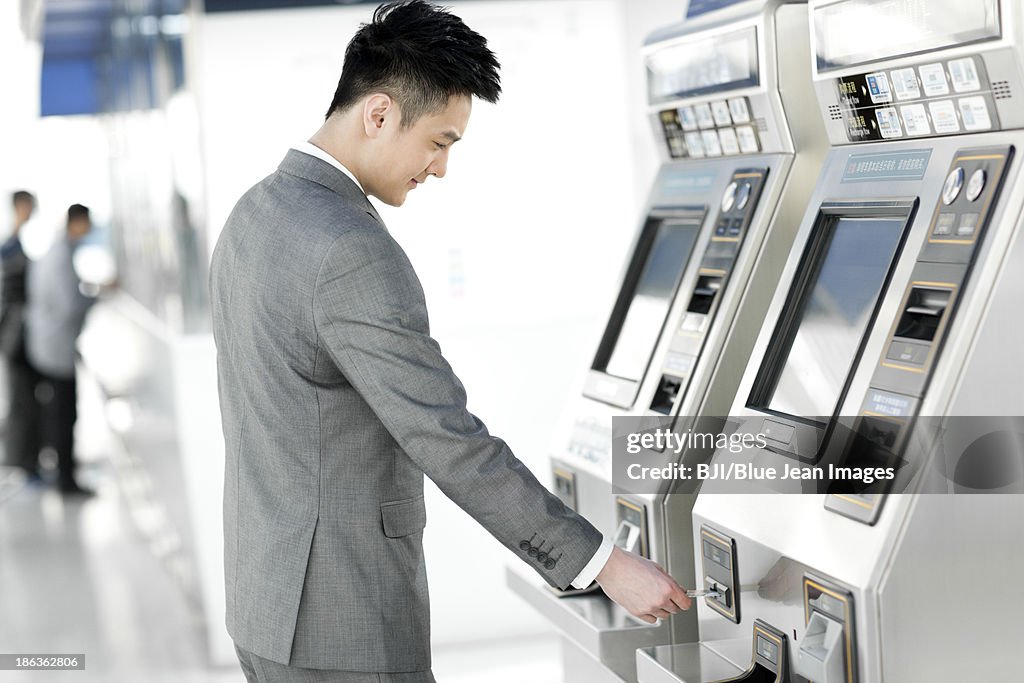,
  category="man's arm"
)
[313,228,689,619]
